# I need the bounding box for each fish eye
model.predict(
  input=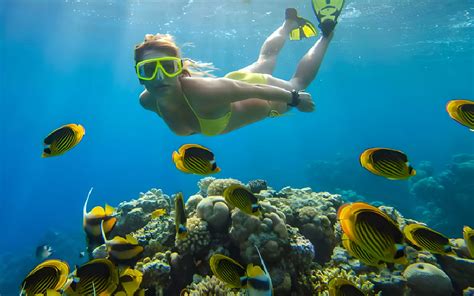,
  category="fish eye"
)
[394,248,405,259]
